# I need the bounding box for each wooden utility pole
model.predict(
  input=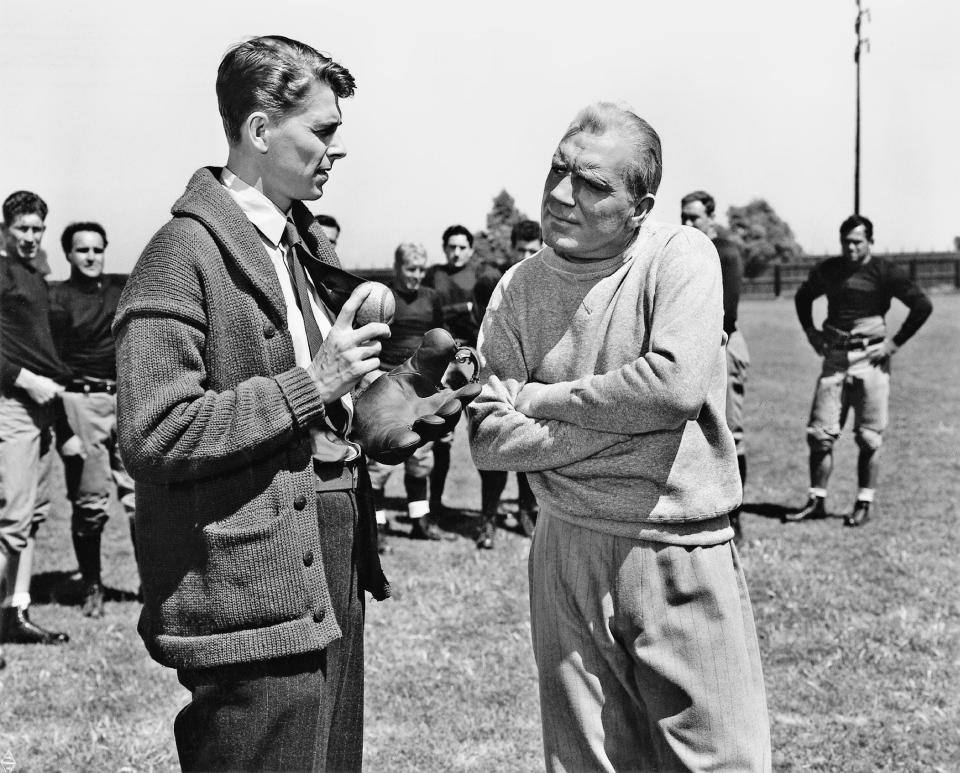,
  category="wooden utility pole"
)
[854,0,870,214]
